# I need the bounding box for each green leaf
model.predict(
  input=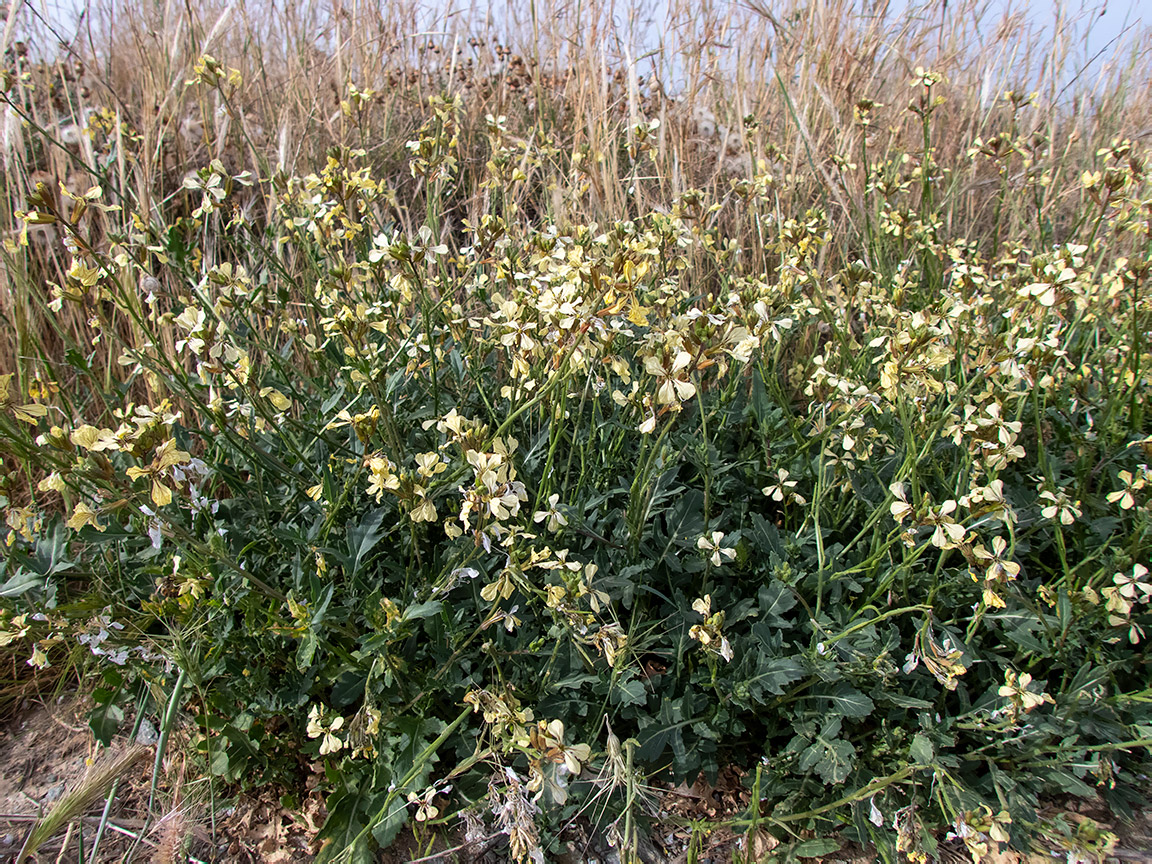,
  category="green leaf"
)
[750,512,785,557]
[31,522,75,577]
[88,700,124,748]
[636,697,692,767]
[296,631,318,671]
[1004,621,1046,655]
[401,600,442,622]
[798,740,823,773]
[385,716,447,793]
[1067,663,1114,698]
[548,673,599,691]
[313,785,378,864]
[652,470,691,524]
[65,347,93,374]
[743,654,806,702]
[370,797,410,849]
[800,737,856,784]
[794,838,841,858]
[611,675,648,707]
[0,568,43,598]
[659,487,704,552]
[208,748,230,777]
[824,685,874,718]
[757,579,798,627]
[909,733,934,765]
[884,692,933,710]
[321,387,348,414]
[1048,769,1096,797]
[346,508,387,579]
[330,672,367,708]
